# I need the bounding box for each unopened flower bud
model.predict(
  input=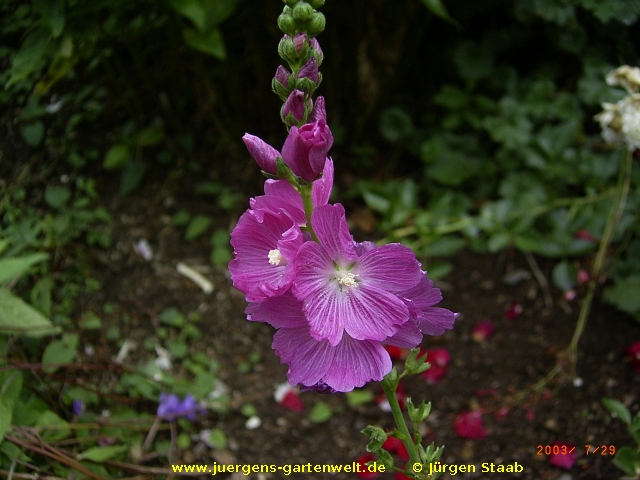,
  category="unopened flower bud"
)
[298,57,319,83]
[309,95,326,123]
[281,89,307,126]
[307,12,326,37]
[275,65,291,88]
[309,37,323,65]
[277,11,296,36]
[283,0,299,6]
[292,32,308,53]
[293,1,314,22]
[307,0,325,7]
[272,65,293,100]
